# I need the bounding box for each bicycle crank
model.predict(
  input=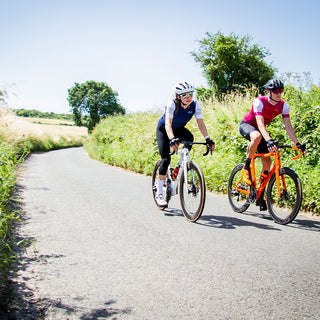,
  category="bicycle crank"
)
[248,186,257,204]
